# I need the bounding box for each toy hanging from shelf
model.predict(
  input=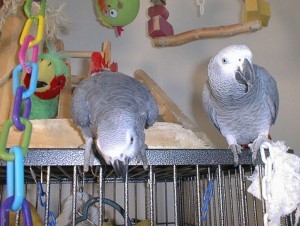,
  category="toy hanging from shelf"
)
[243,0,270,27]
[88,41,118,75]
[23,45,69,119]
[148,0,174,38]
[95,0,140,36]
